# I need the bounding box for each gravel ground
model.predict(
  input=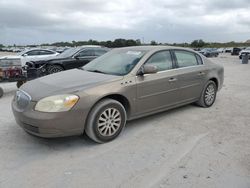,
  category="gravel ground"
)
[0,53,249,188]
